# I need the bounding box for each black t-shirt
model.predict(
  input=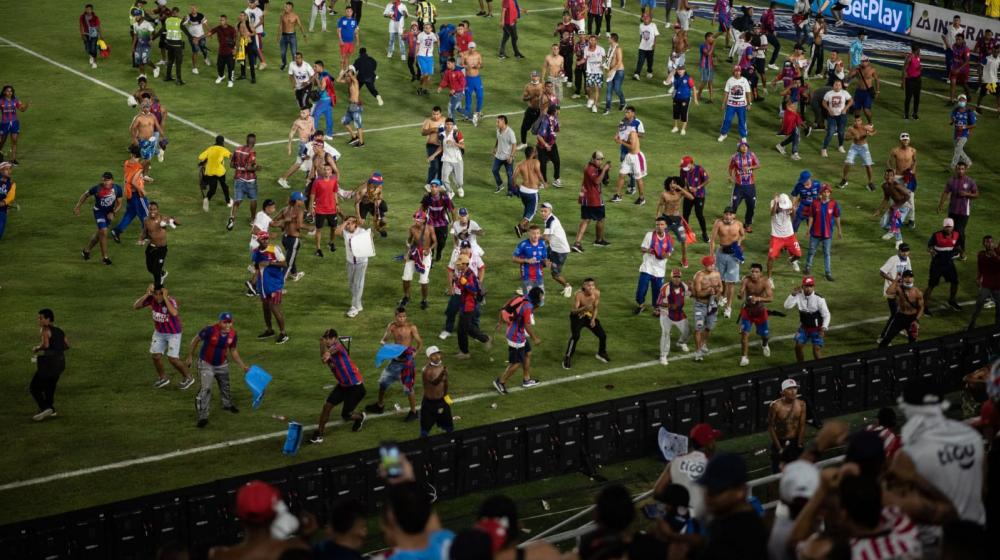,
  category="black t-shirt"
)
[313,541,363,560]
[699,509,767,560]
